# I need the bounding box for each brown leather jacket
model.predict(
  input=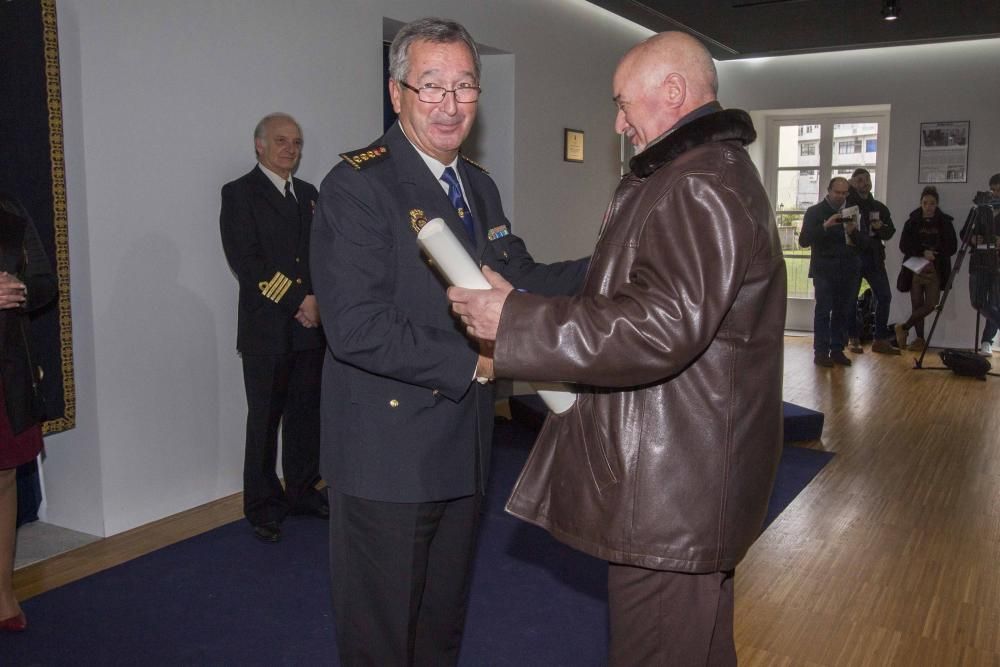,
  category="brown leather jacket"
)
[494,108,787,573]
